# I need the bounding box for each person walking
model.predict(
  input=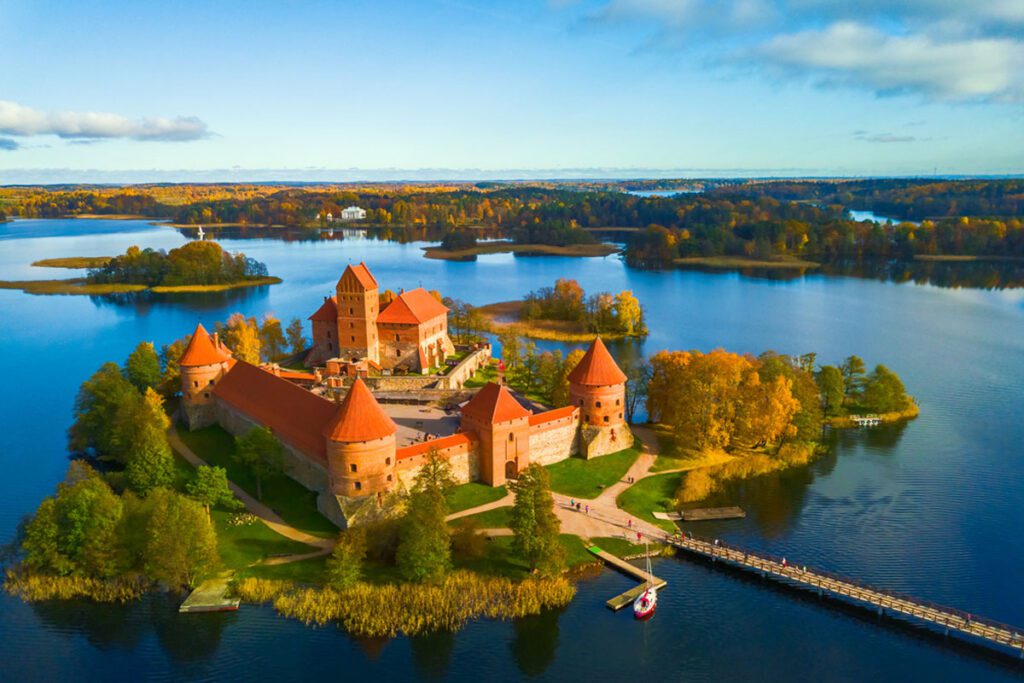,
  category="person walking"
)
[585,504,589,515]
